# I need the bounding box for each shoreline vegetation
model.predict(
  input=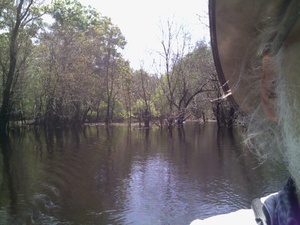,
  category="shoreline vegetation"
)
[0,0,234,135]
[8,119,219,130]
